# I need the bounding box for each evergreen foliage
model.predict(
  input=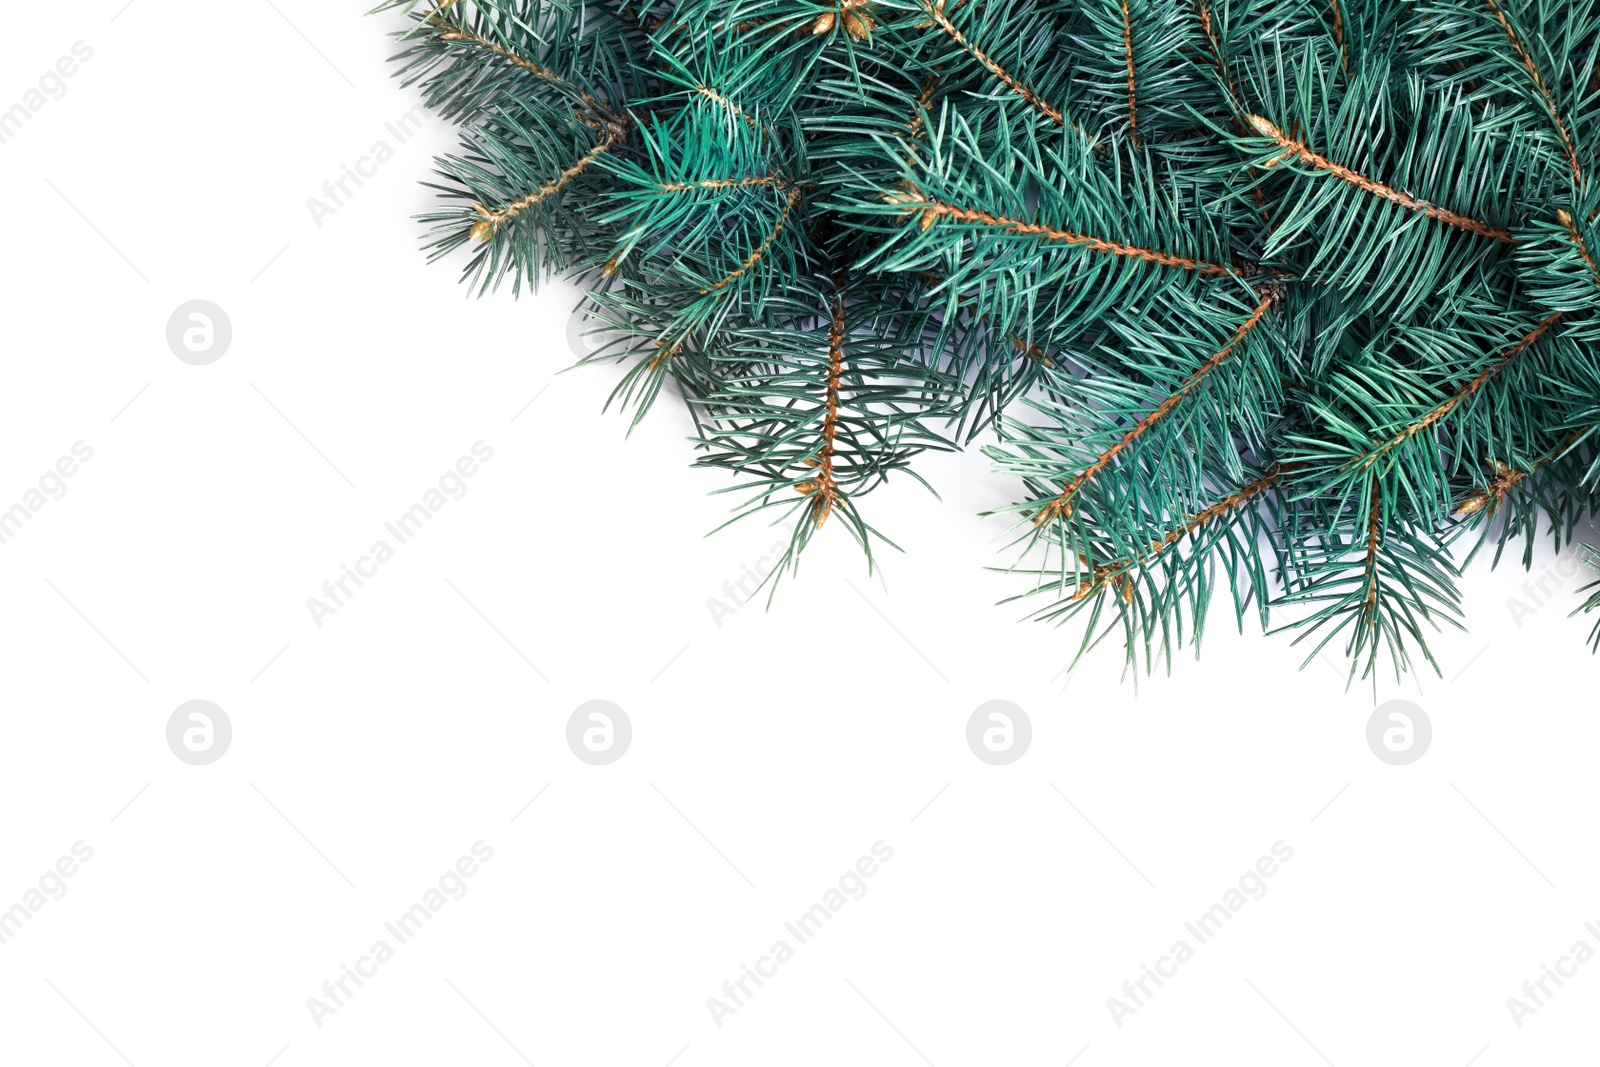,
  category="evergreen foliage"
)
[378,0,1600,681]
[1582,543,1600,648]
